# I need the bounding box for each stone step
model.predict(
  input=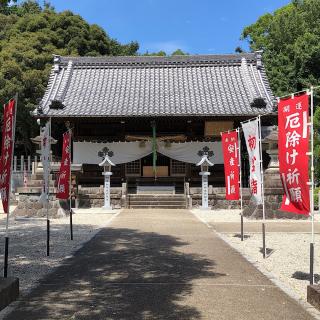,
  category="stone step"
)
[128,195,185,199]
[17,187,56,194]
[129,204,186,209]
[129,201,186,206]
[128,194,186,209]
[30,174,55,180]
[27,180,55,187]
